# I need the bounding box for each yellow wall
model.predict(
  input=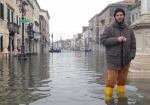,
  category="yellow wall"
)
[24,1,33,38]
[0,0,33,36]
